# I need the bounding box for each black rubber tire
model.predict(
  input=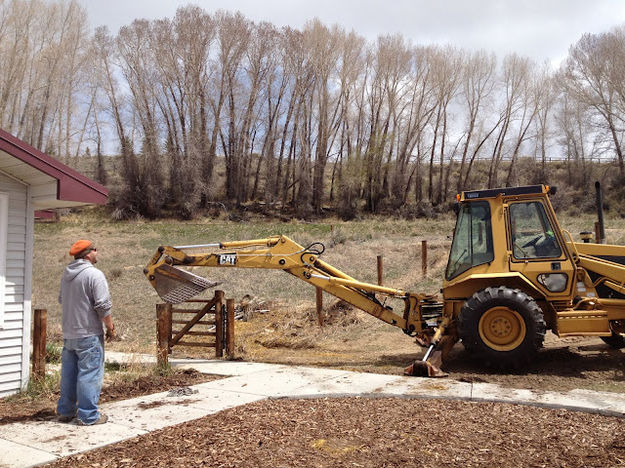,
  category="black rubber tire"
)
[600,332,625,349]
[459,286,546,370]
